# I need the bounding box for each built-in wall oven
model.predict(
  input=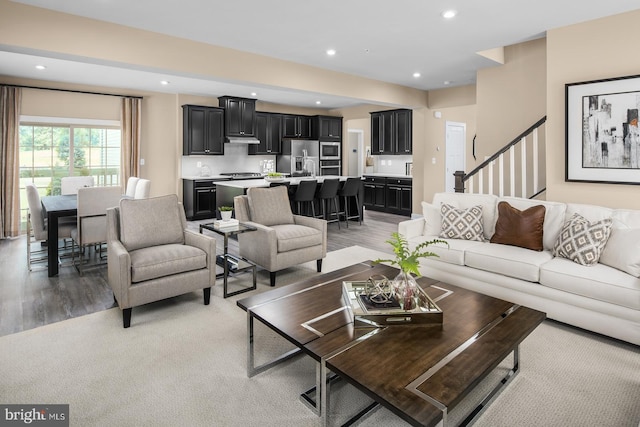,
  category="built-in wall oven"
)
[320,159,341,176]
[320,141,341,160]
